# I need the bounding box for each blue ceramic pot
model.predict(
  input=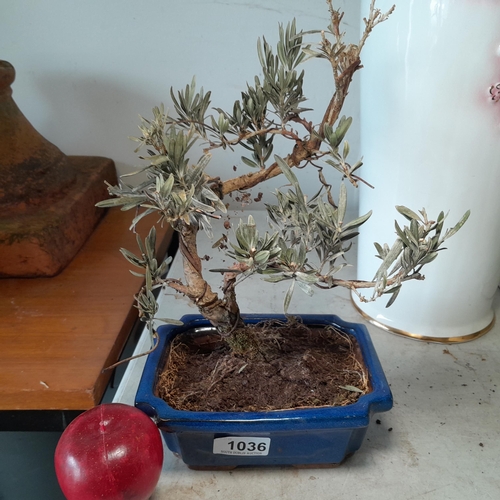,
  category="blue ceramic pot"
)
[135,314,392,469]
